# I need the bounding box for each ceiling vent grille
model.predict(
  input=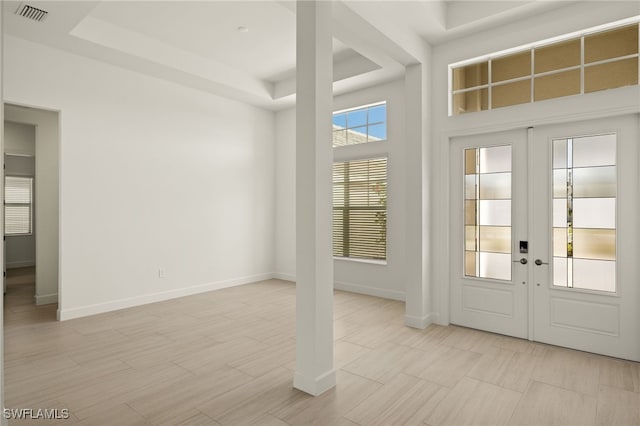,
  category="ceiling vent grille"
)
[15,4,48,22]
